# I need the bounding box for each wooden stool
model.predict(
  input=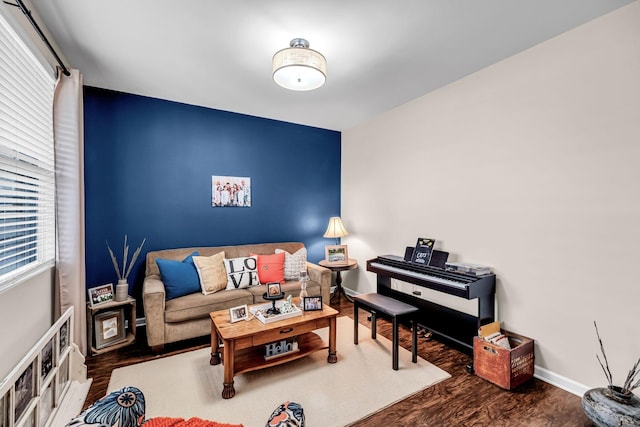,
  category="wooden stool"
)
[353,293,419,370]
